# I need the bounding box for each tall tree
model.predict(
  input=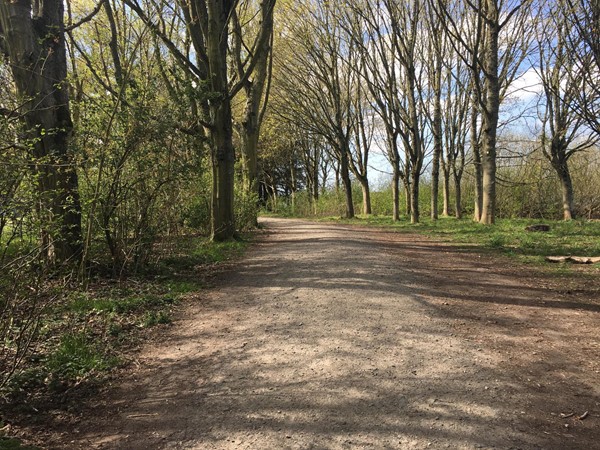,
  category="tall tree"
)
[385,0,427,223]
[537,1,597,220]
[425,0,444,220]
[0,0,82,263]
[274,2,358,219]
[232,2,275,200]
[441,54,470,218]
[125,0,276,240]
[435,0,533,224]
[344,0,408,221]
[351,84,374,215]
